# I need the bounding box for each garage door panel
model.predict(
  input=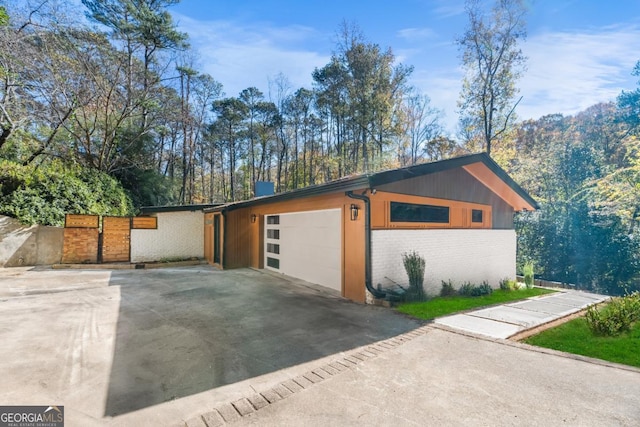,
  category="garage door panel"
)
[265,209,342,292]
